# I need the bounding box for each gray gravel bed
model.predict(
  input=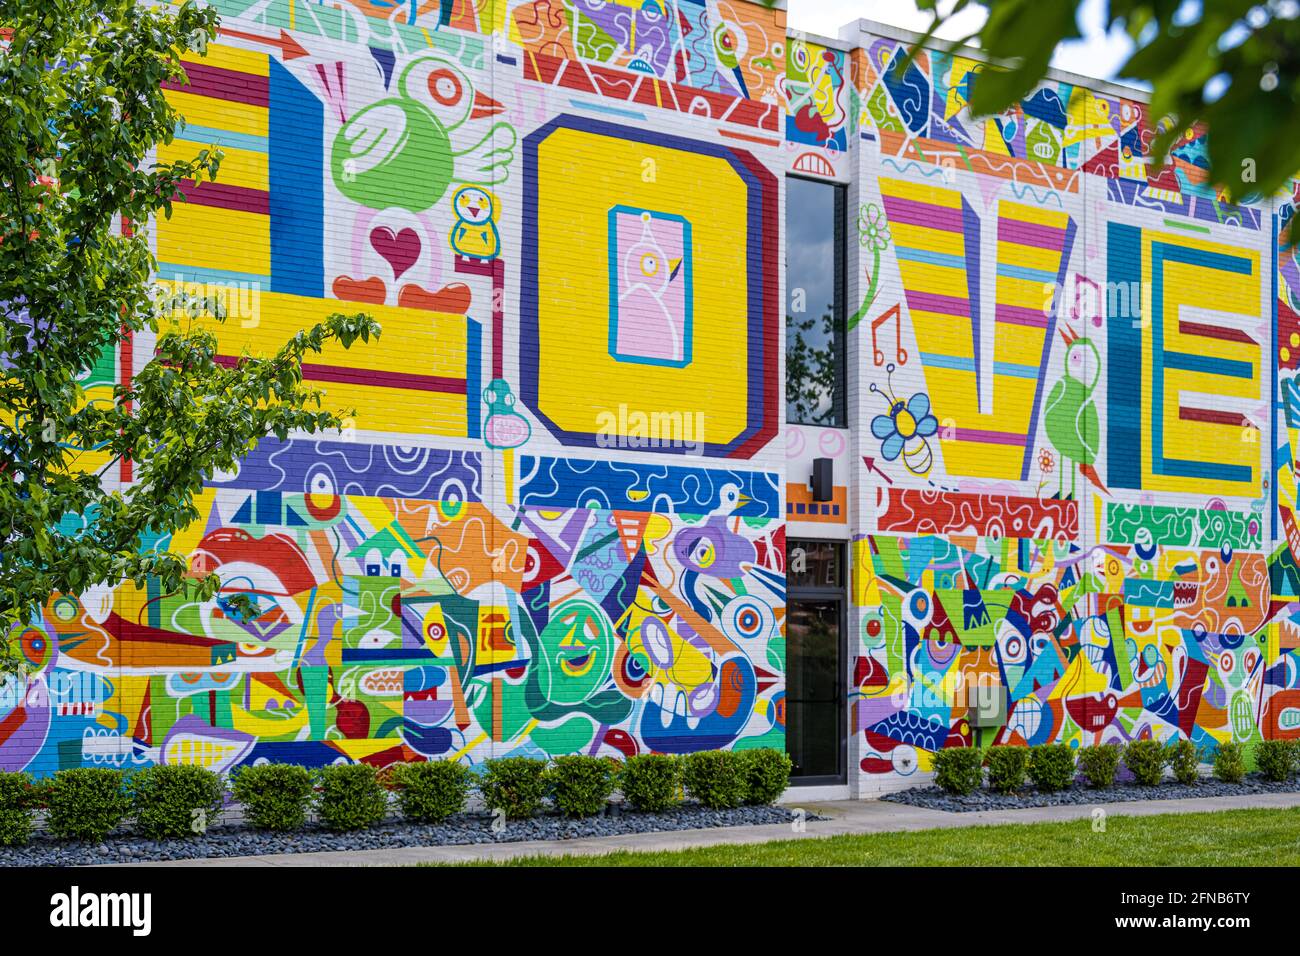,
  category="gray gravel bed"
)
[881,774,1300,812]
[0,804,810,866]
